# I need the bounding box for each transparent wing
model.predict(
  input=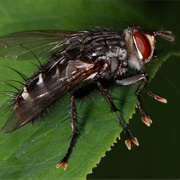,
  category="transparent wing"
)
[1,60,100,132]
[0,30,76,60]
